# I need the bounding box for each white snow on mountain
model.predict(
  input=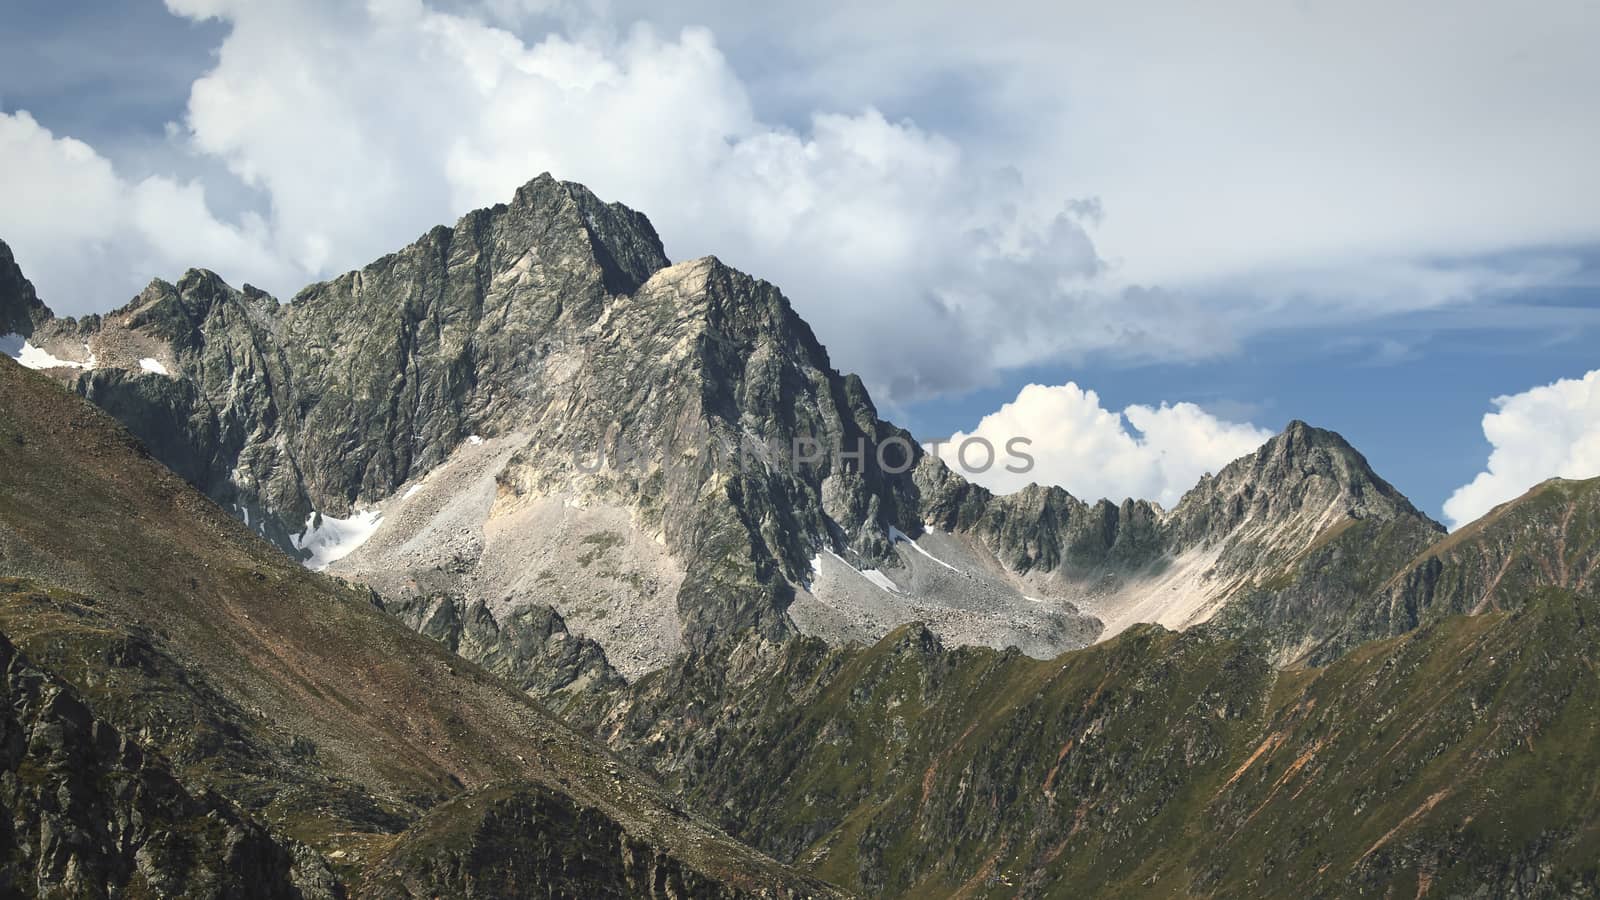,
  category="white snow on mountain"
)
[888,525,962,573]
[292,509,383,571]
[1,334,94,370]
